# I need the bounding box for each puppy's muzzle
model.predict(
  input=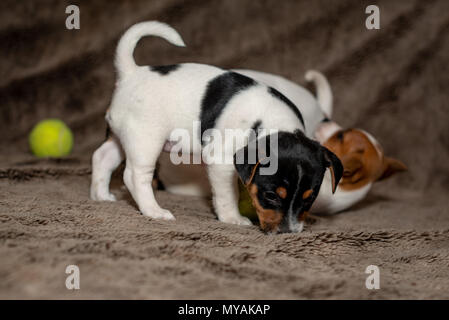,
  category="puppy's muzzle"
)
[248,184,306,234]
[255,207,307,234]
[277,211,307,234]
